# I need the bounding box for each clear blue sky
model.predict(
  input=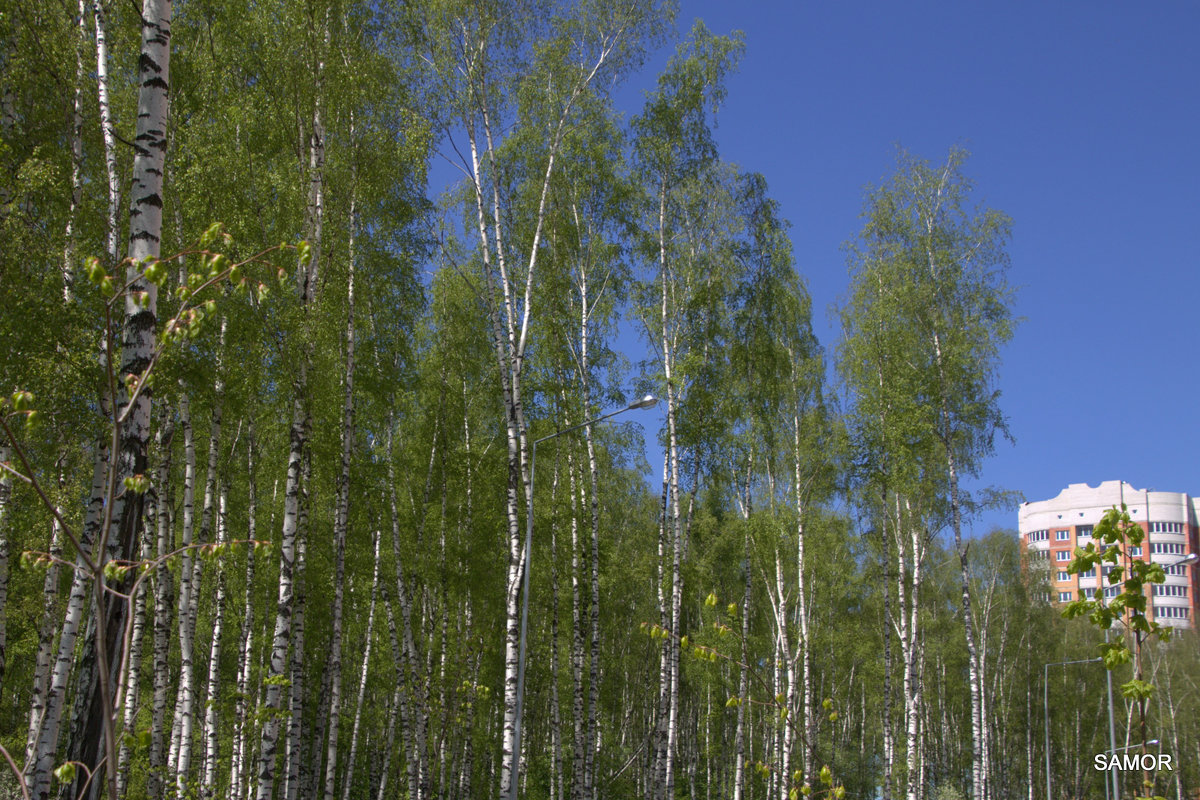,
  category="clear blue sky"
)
[616,1,1200,536]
